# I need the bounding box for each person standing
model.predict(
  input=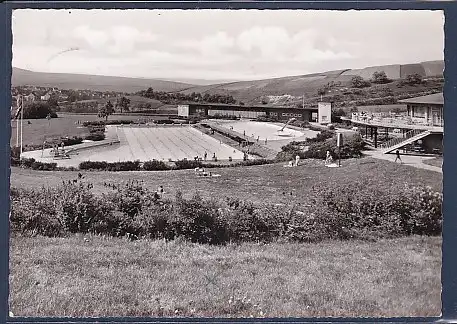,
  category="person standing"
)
[395,149,403,164]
